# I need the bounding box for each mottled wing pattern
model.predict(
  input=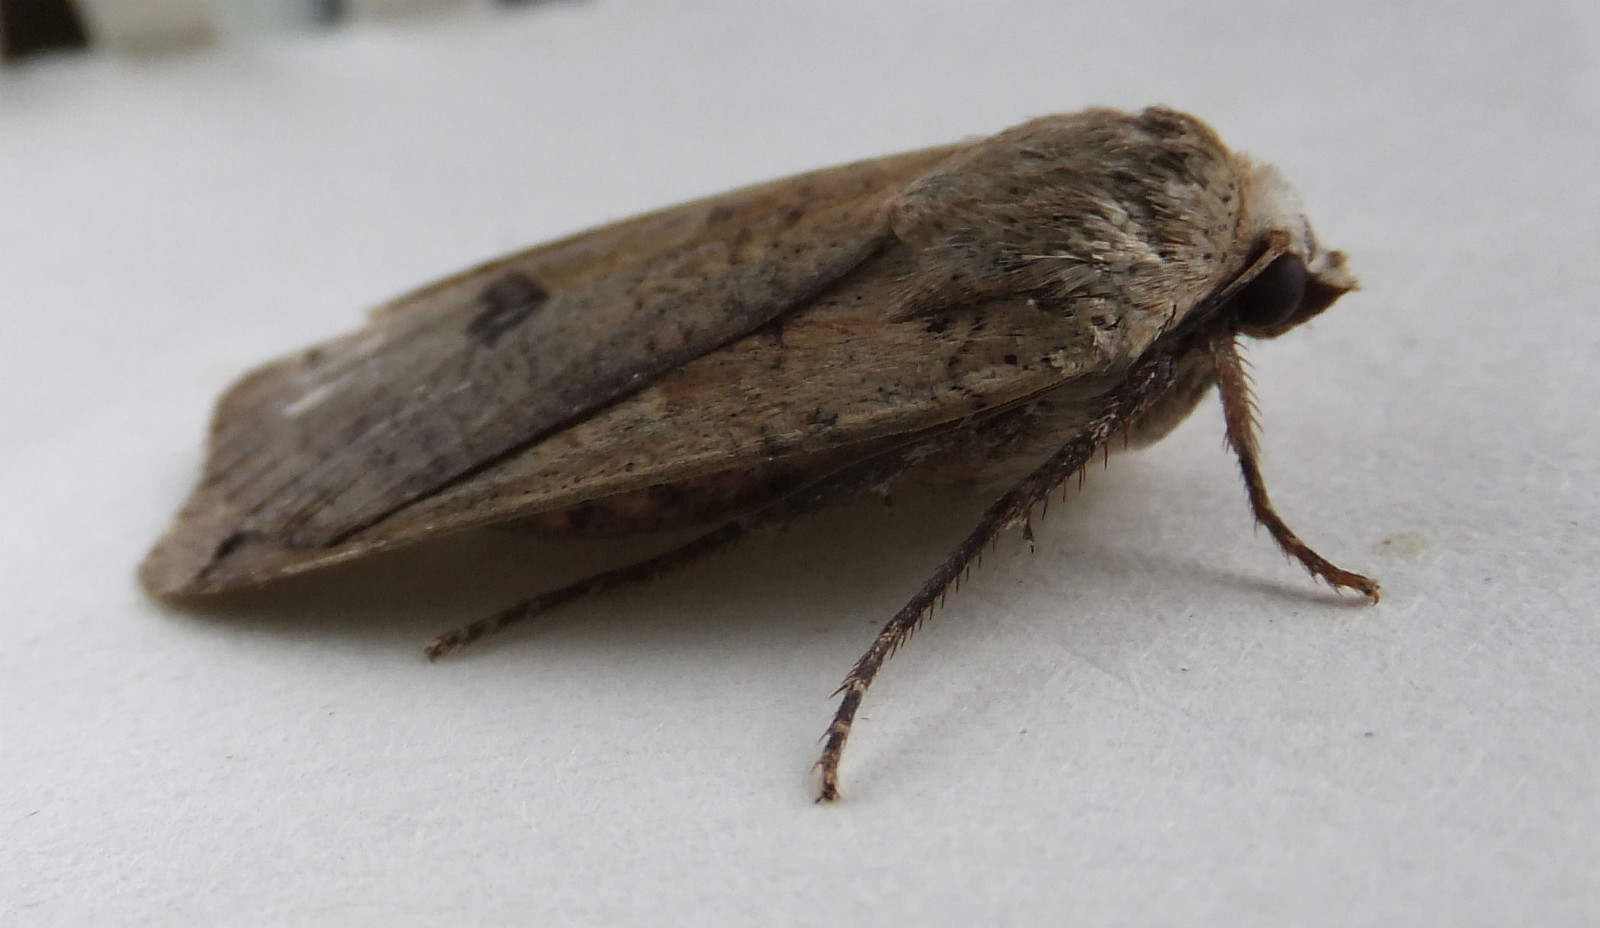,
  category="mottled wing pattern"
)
[144,241,1117,595]
[199,147,963,550]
